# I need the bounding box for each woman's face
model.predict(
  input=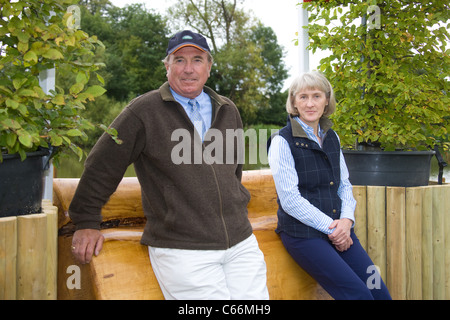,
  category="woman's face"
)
[294,88,329,129]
